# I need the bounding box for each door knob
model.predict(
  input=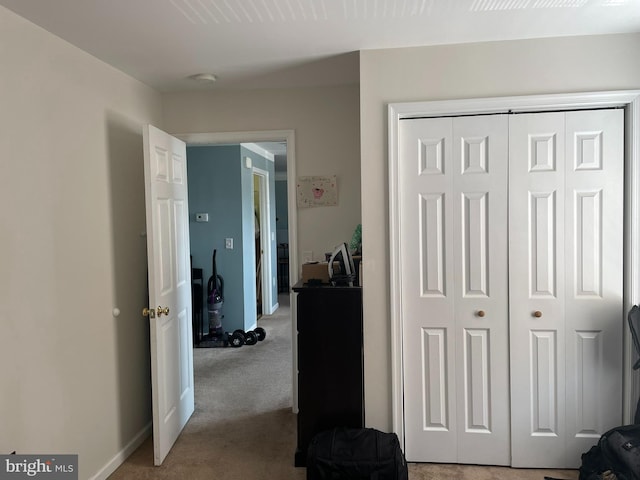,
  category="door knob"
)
[157,306,170,317]
[533,310,542,318]
[476,310,486,317]
[142,307,156,318]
